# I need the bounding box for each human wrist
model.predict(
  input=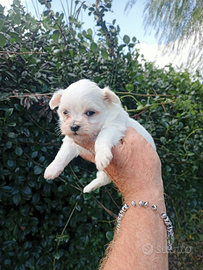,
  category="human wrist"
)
[111,172,165,206]
[124,185,165,208]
